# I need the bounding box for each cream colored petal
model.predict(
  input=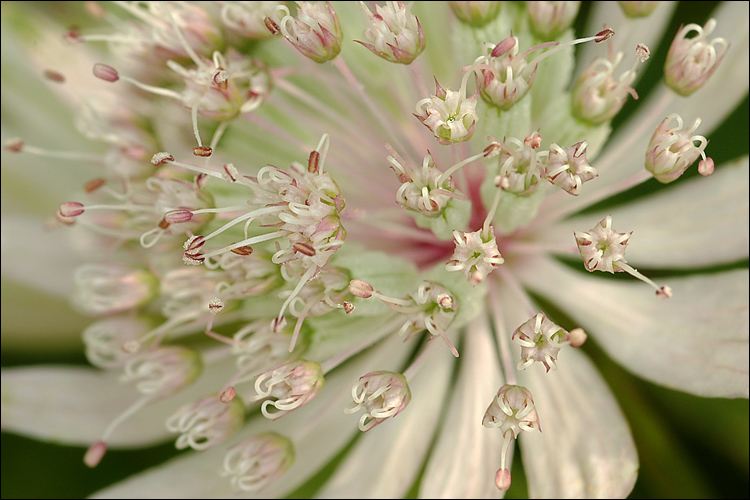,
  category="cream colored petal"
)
[527,156,749,269]
[315,342,453,499]
[1,360,238,448]
[516,347,638,499]
[91,334,412,499]
[1,214,85,297]
[518,256,750,398]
